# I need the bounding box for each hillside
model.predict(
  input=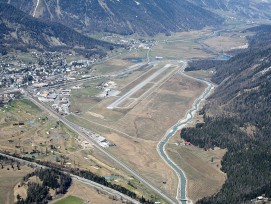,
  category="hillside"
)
[0,3,118,56]
[188,0,271,19]
[182,26,271,203]
[2,0,223,36]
